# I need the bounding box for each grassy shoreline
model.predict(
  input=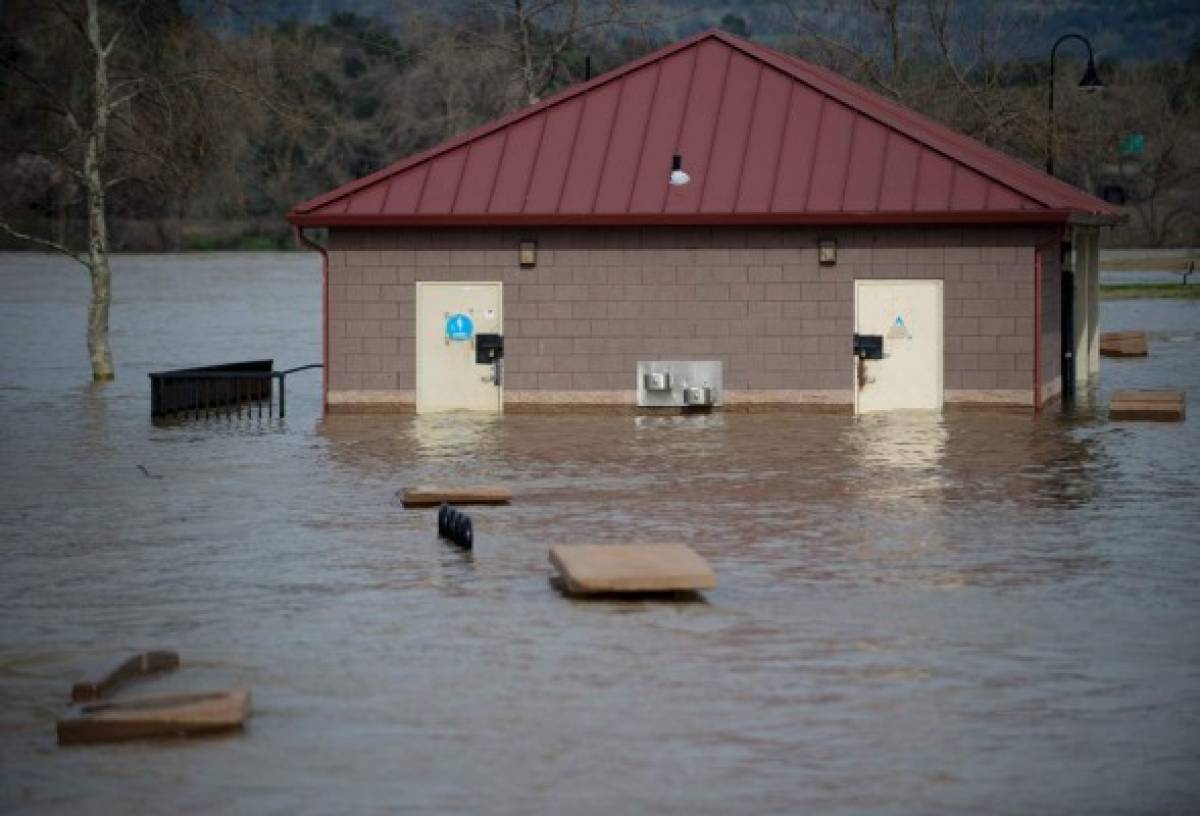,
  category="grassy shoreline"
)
[1099,256,1199,272]
[1100,283,1200,299]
